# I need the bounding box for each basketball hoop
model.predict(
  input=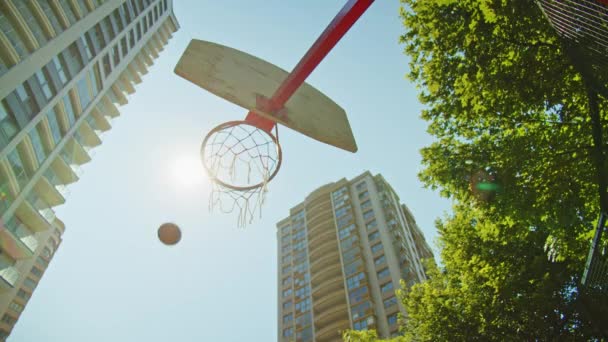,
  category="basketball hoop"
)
[176,0,374,225]
[201,120,282,227]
